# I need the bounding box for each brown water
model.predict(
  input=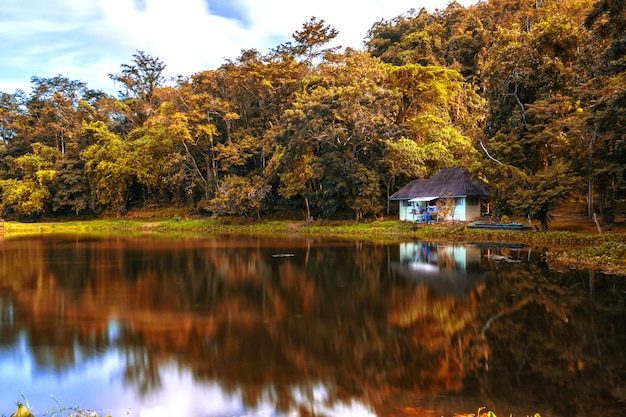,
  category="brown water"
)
[0,235,624,417]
